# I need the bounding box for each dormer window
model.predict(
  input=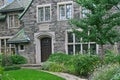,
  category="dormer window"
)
[8,14,20,28]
